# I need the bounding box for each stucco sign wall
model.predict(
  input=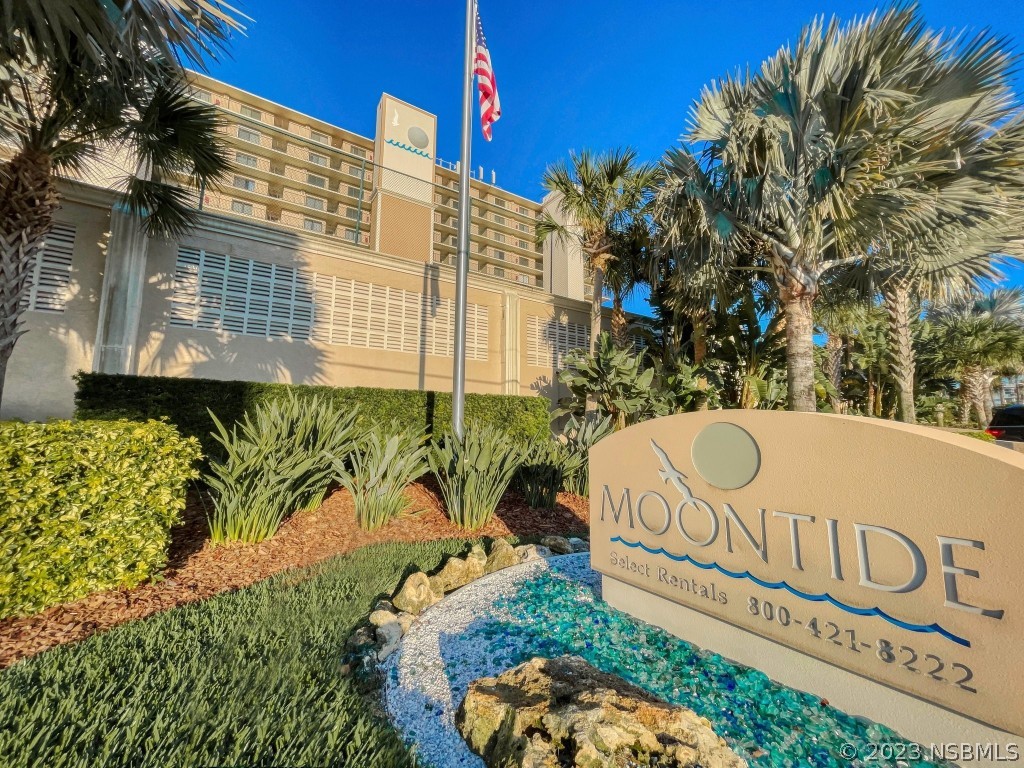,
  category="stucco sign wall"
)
[589,412,1024,736]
